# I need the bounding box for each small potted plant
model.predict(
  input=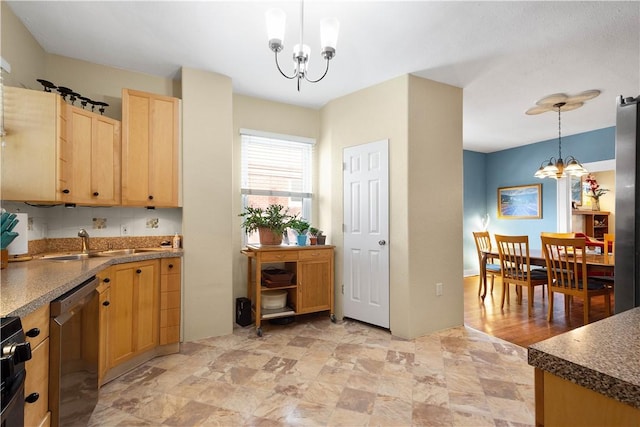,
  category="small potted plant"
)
[288,217,310,246]
[316,230,327,245]
[308,227,319,245]
[239,204,293,245]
